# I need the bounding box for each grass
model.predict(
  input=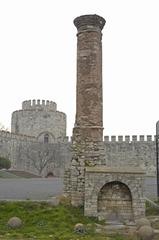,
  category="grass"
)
[145,199,159,216]
[0,171,20,178]
[0,201,127,240]
[0,199,159,239]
